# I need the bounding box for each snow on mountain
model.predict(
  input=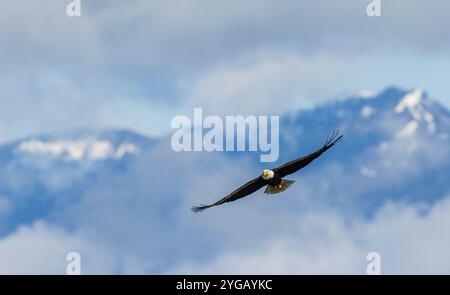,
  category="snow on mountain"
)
[276,87,450,216]
[395,89,436,134]
[0,129,155,236]
[18,139,140,161]
[0,87,449,234]
[356,89,376,99]
[395,89,424,113]
[1,129,153,162]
